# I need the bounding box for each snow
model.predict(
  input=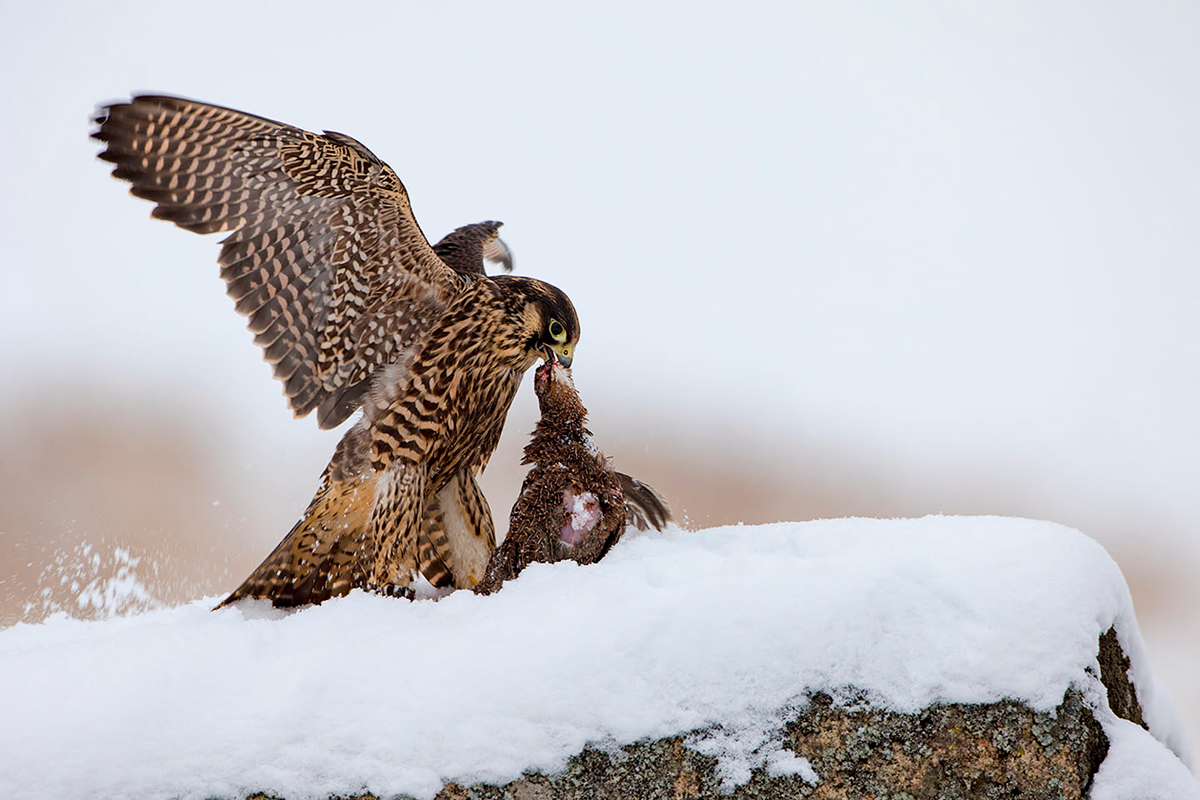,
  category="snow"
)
[1092,718,1200,800]
[22,542,163,623]
[0,516,1194,799]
